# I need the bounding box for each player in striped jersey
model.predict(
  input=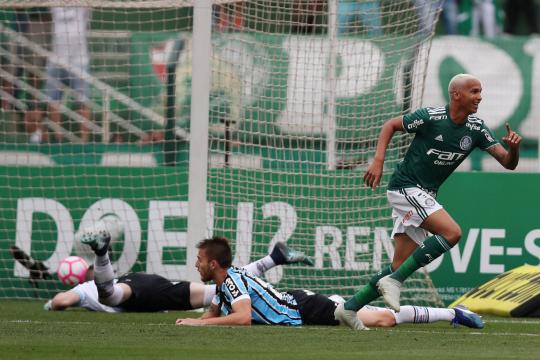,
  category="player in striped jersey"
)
[335,74,521,329]
[175,236,308,326]
[175,236,483,329]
